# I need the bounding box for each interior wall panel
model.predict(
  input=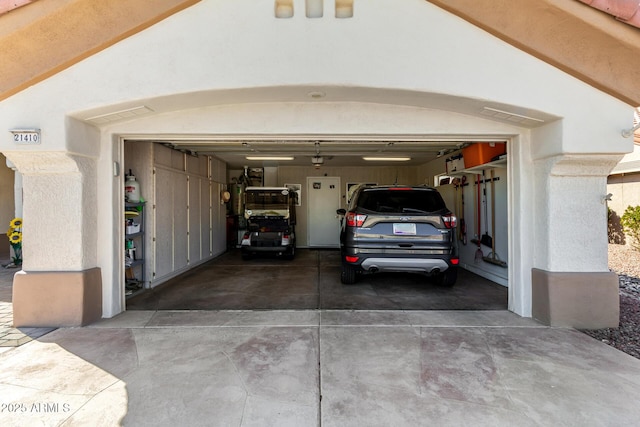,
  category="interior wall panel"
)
[154,167,175,279]
[188,176,202,264]
[212,182,227,256]
[202,179,212,257]
[174,173,189,271]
